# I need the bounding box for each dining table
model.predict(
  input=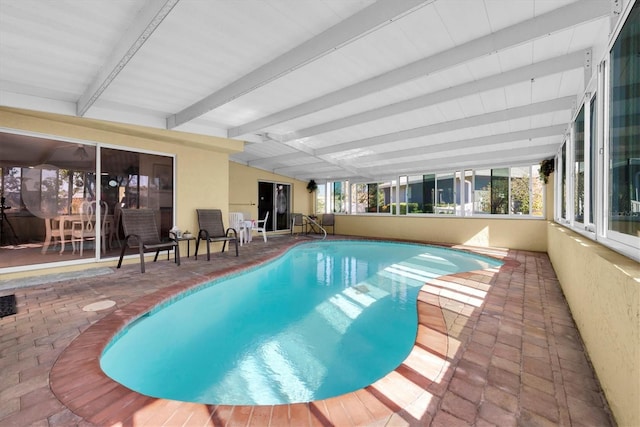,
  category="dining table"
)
[42,214,114,255]
[242,219,256,243]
